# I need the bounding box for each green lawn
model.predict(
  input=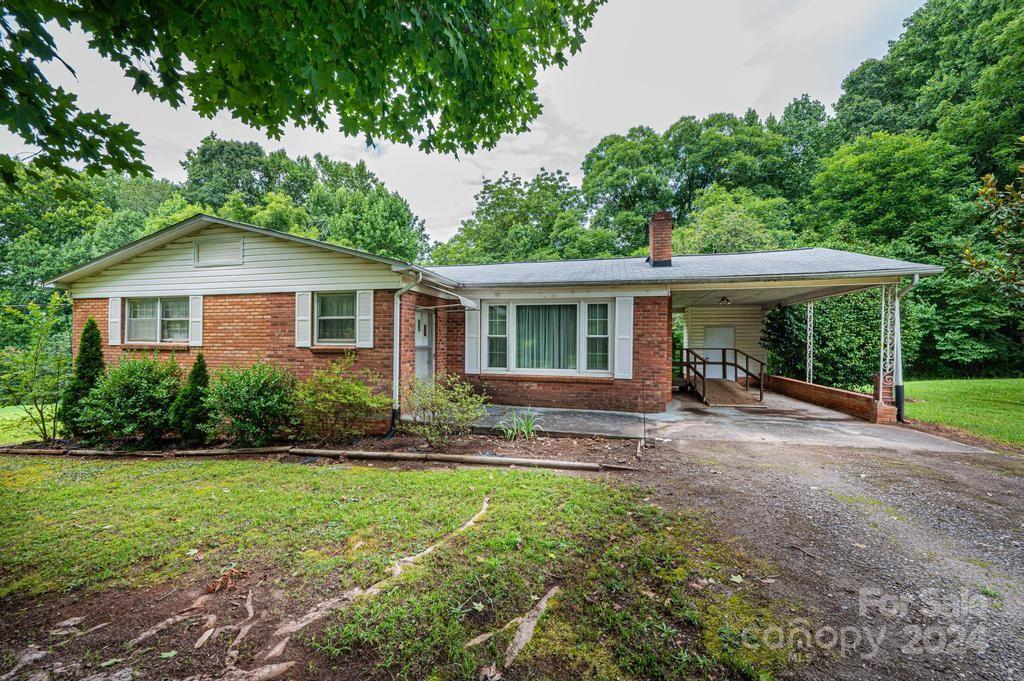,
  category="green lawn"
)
[905,378,1024,446]
[0,456,793,679]
[0,406,43,446]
